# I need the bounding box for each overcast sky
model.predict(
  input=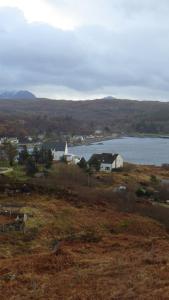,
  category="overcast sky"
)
[0,0,169,100]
